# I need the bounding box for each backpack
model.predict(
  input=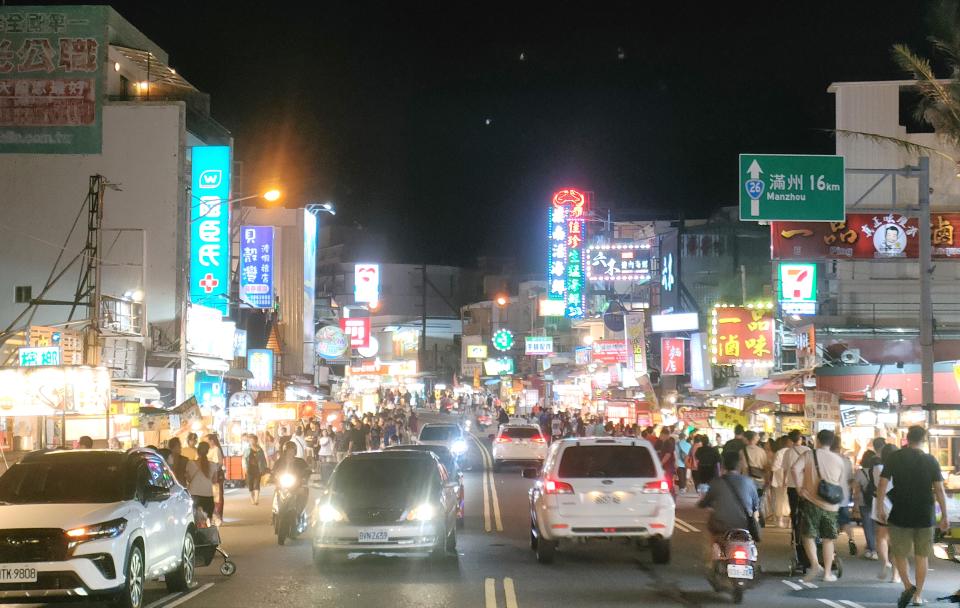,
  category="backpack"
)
[862,467,876,504]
